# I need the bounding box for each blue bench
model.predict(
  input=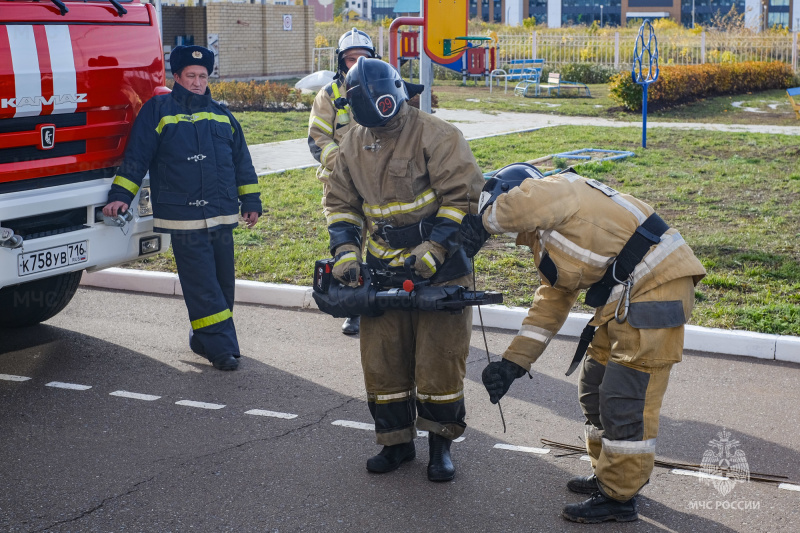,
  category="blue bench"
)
[787,87,800,119]
[505,59,544,97]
